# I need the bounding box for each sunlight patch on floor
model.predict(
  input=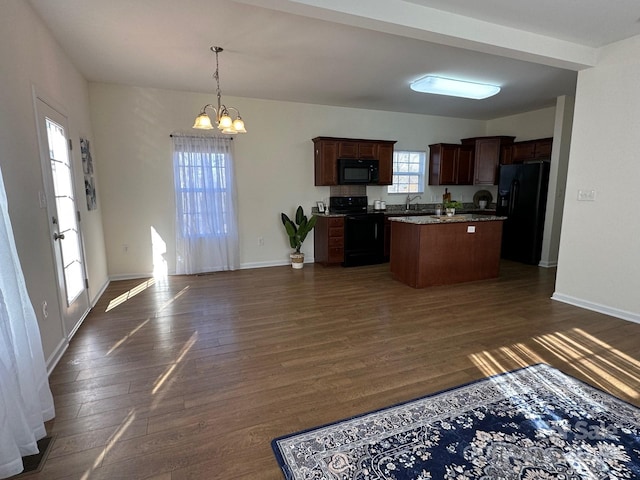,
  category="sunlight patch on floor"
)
[106,318,150,356]
[106,278,156,312]
[105,284,191,356]
[156,285,190,314]
[152,332,198,396]
[79,409,136,480]
[470,327,639,401]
